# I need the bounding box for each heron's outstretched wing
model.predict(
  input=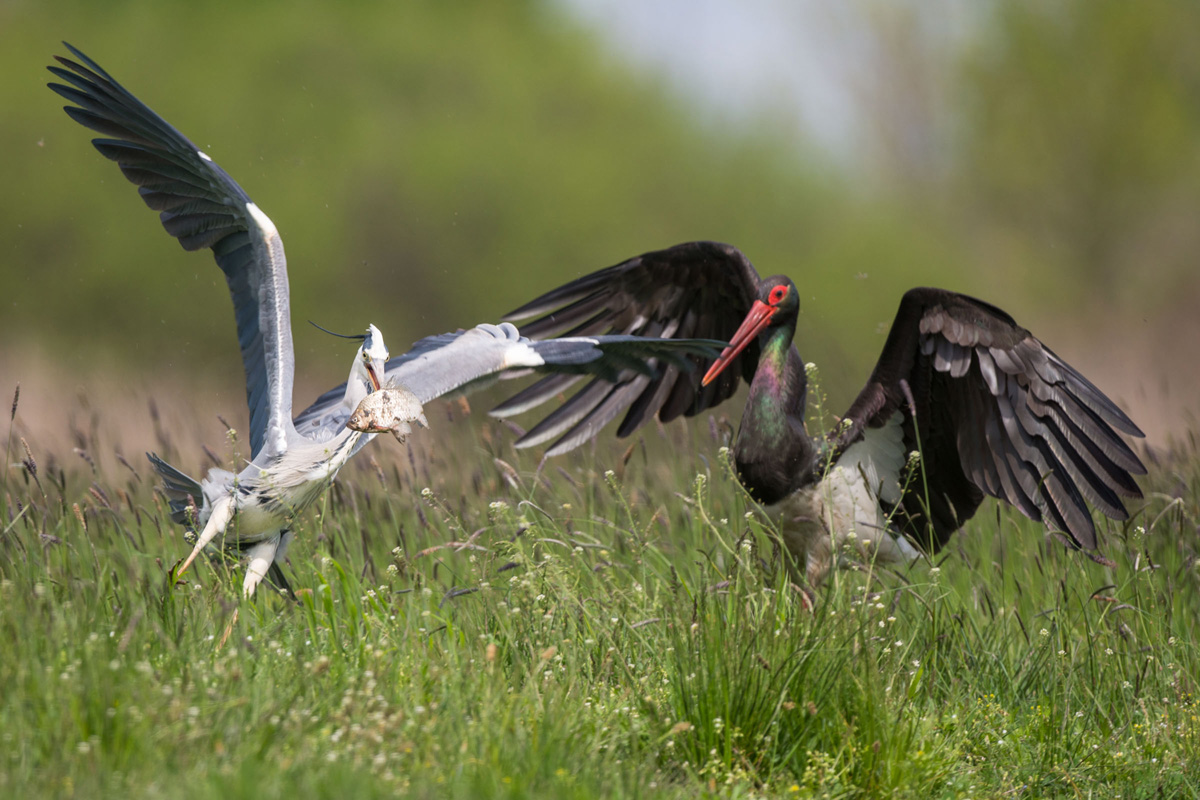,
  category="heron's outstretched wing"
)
[497,241,782,455]
[836,288,1146,551]
[49,44,295,459]
[293,322,725,442]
